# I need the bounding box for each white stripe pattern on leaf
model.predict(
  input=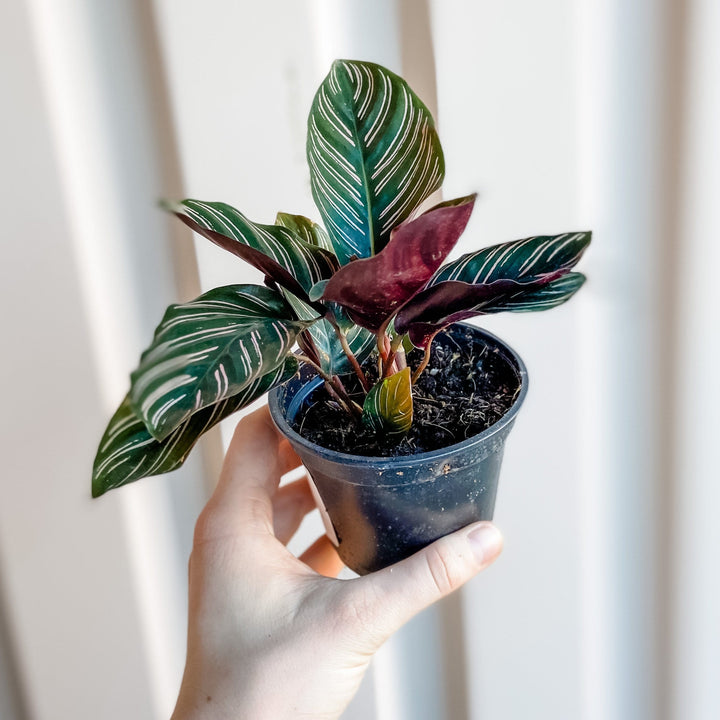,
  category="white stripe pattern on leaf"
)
[307,60,444,264]
[93,359,297,495]
[129,285,306,441]
[430,232,591,287]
